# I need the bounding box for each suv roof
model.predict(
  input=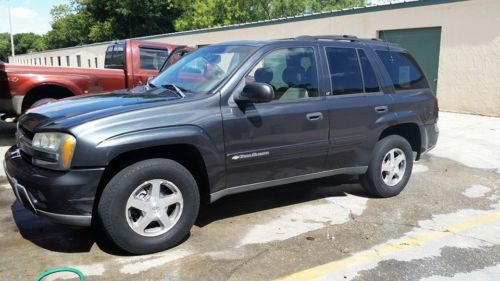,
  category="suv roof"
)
[212,34,401,49]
